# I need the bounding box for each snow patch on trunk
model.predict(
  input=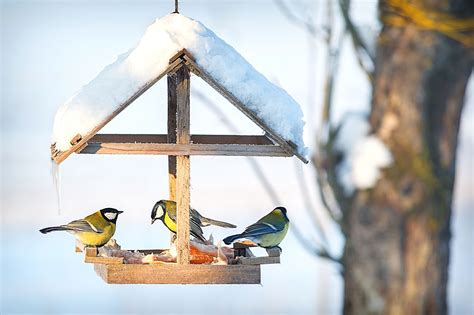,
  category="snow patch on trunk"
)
[335,113,392,195]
